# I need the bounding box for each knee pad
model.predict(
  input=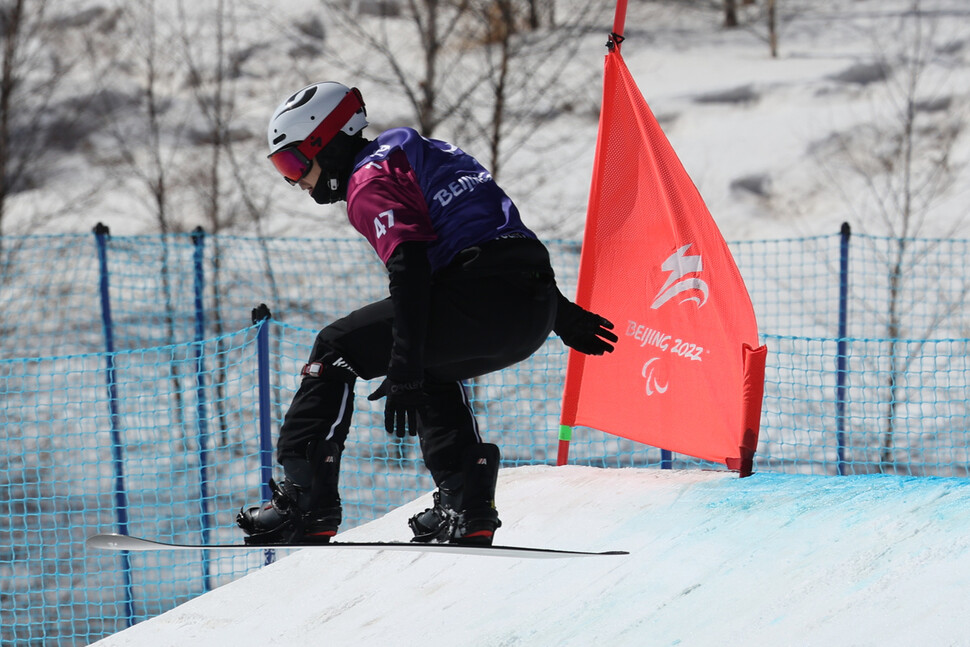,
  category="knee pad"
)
[301,351,358,384]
